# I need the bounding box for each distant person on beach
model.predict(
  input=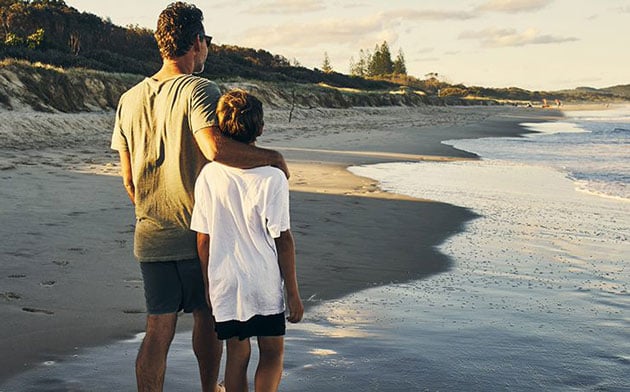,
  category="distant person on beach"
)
[191,90,304,392]
[110,3,288,391]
